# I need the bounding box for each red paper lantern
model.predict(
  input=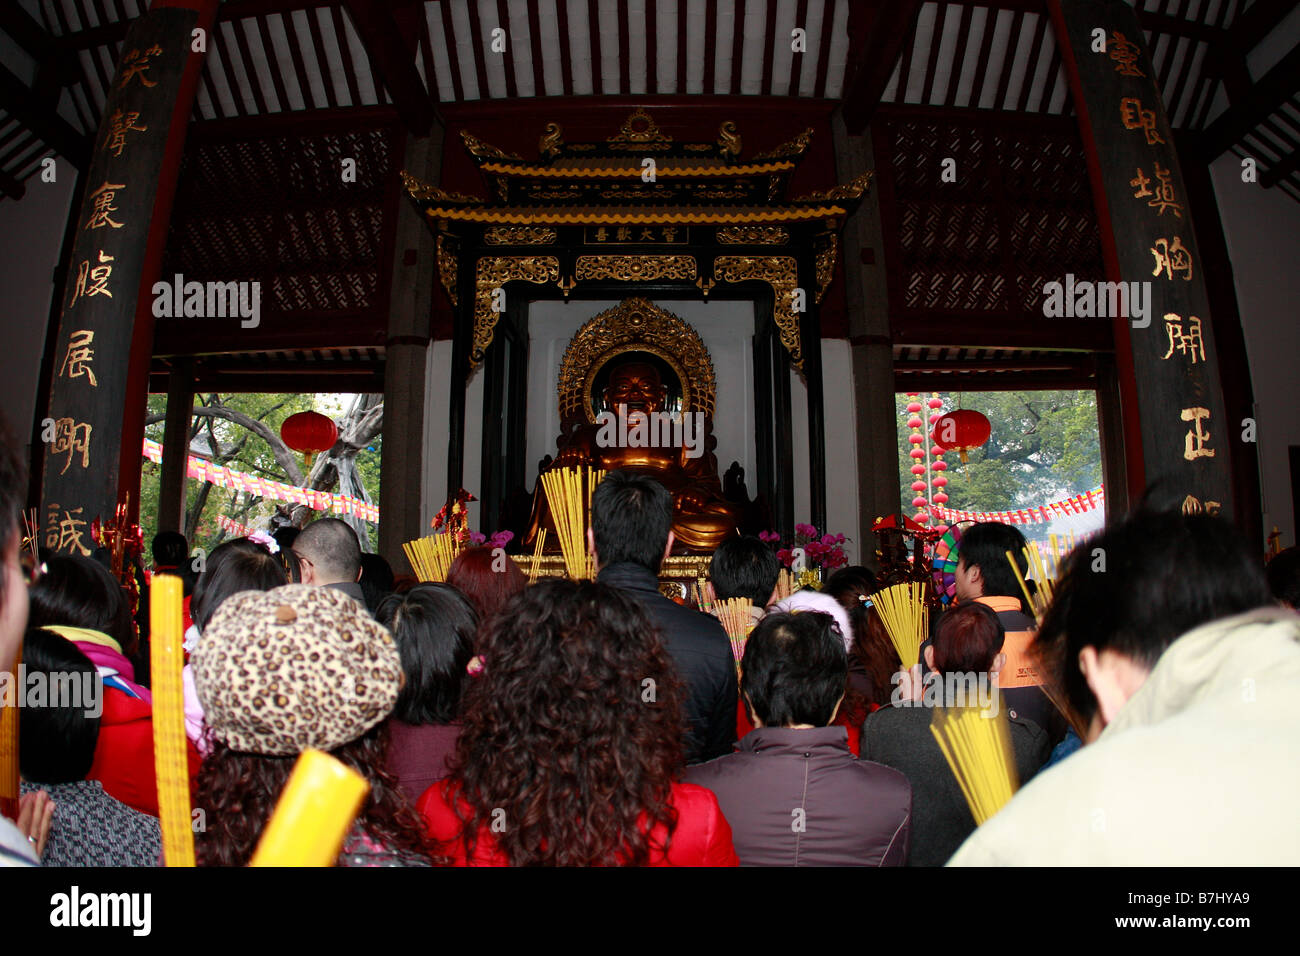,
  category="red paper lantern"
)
[930,409,992,464]
[281,411,338,469]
